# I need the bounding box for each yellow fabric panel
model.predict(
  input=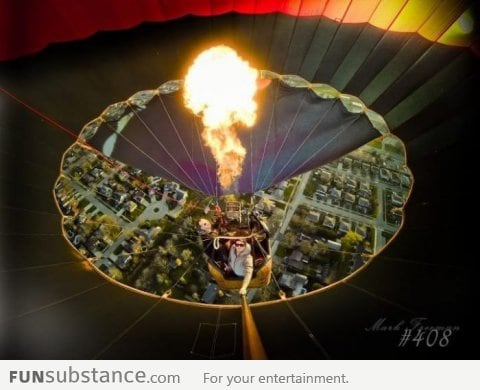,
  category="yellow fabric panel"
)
[390,0,439,32]
[417,0,468,41]
[369,0,408,29]
[437,8,474,47]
